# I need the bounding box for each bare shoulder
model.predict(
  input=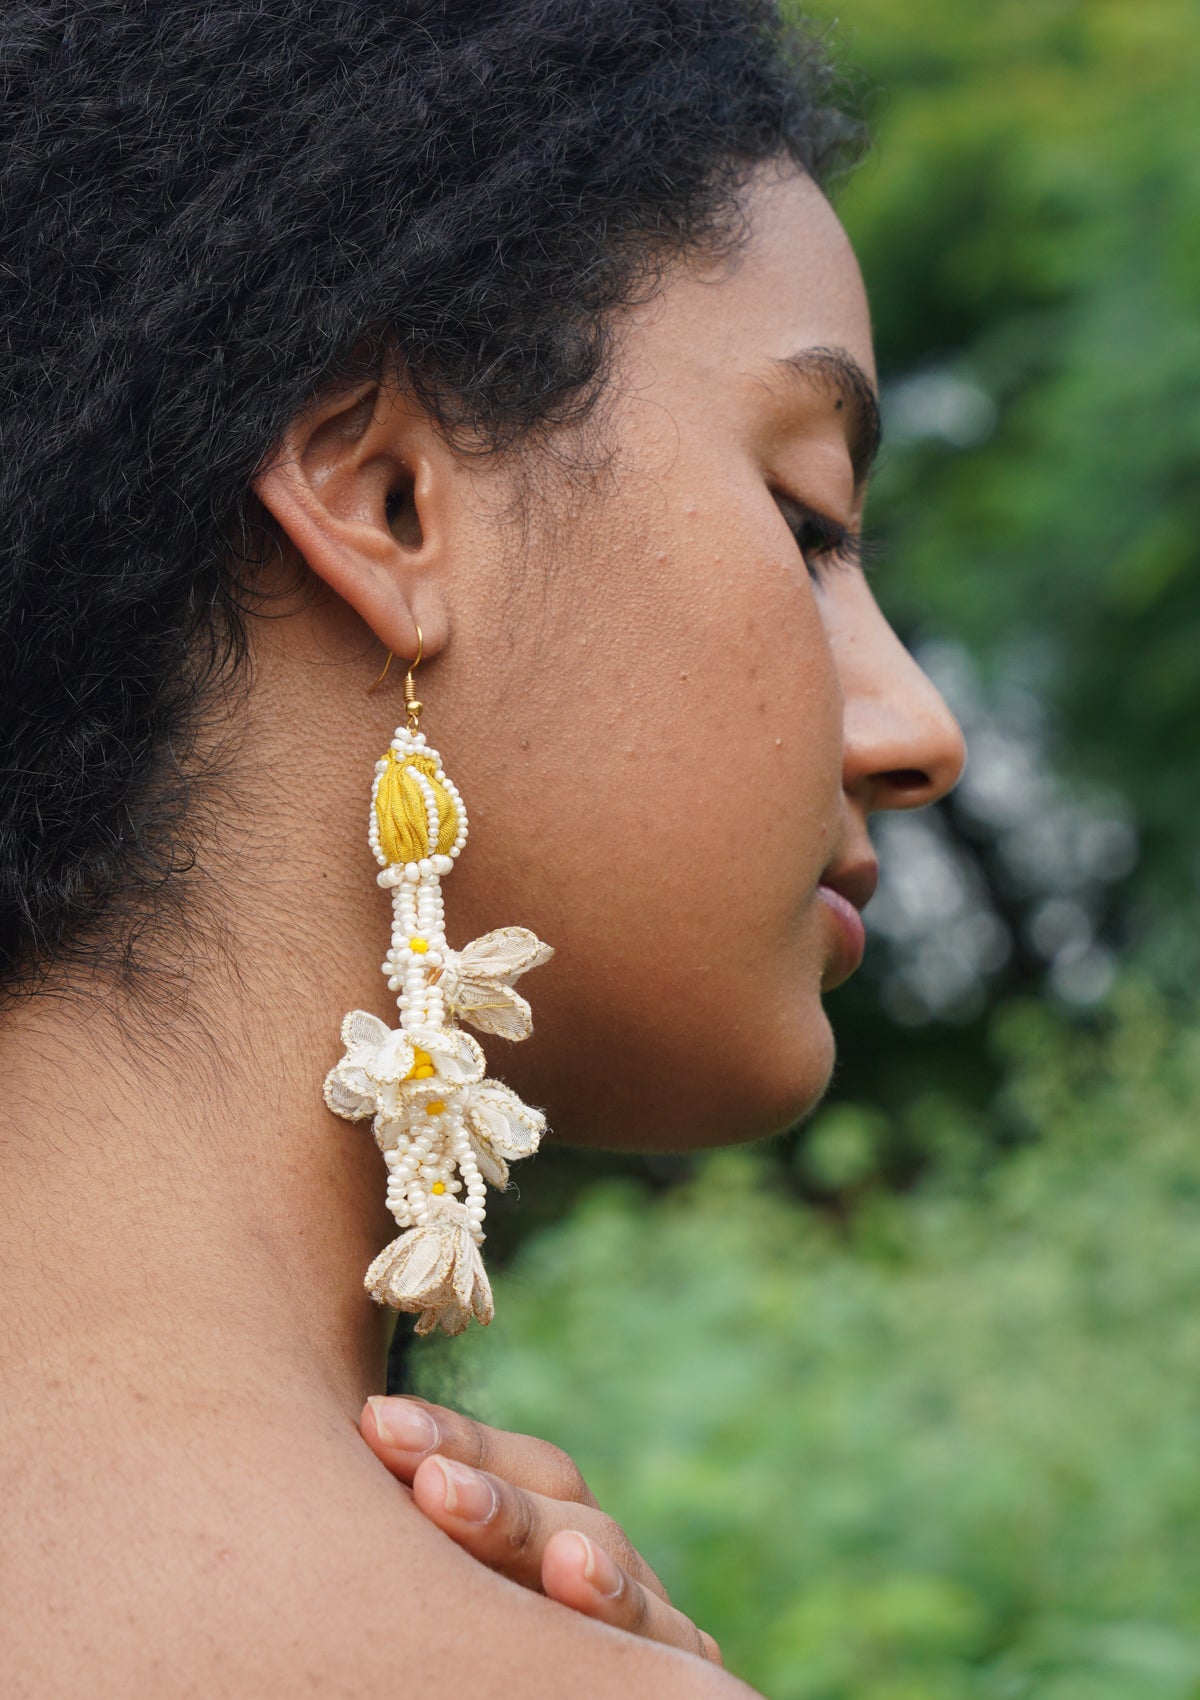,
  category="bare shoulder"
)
[0,1399,759,1700]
